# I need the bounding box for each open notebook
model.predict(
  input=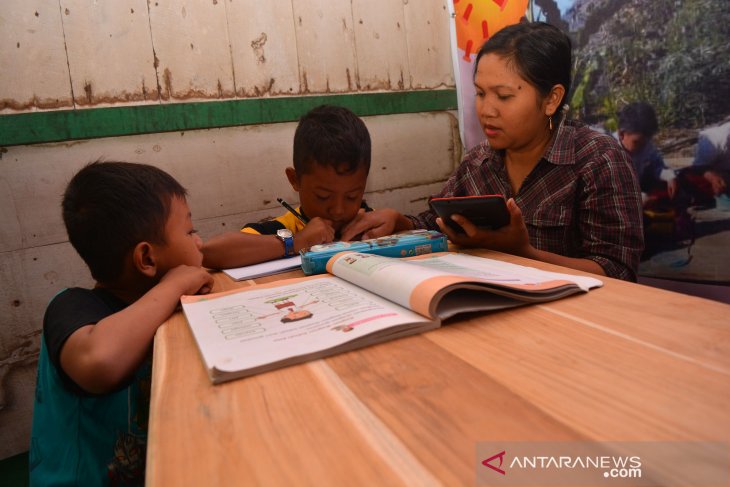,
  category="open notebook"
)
[222,255,302,281]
